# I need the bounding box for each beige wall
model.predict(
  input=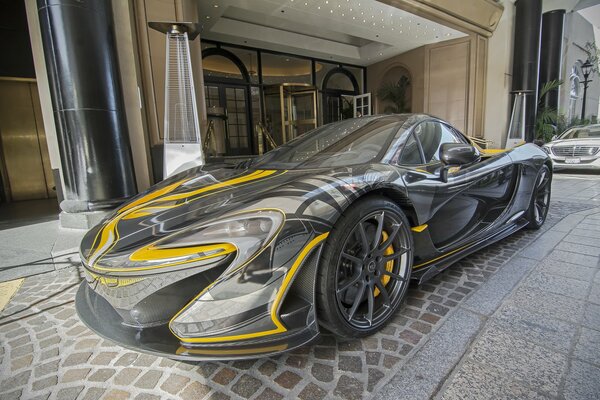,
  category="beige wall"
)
[367,35,487,138]
[112,0,153,191]
[424,35,487,137]
[483,0,515,148]
[367,46,426,114]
